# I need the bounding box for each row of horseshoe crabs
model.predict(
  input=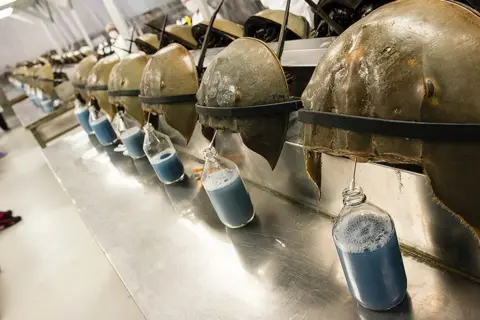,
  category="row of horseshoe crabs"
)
[72,0,480,240]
